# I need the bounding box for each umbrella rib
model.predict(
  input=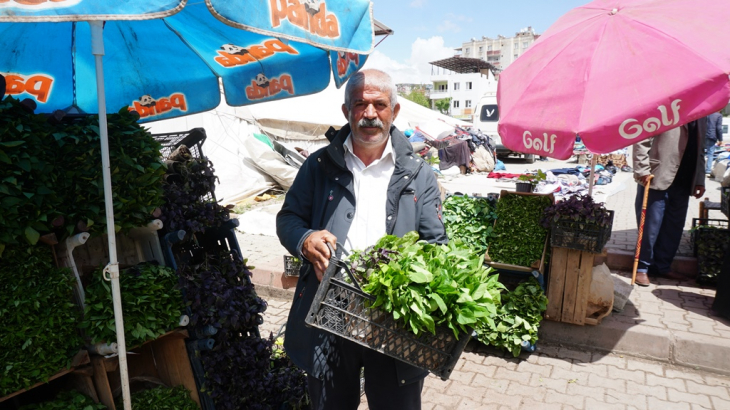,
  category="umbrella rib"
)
[577,17,612,137]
